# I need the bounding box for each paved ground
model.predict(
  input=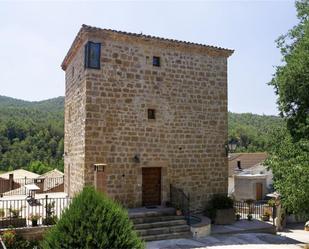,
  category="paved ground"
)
[147,223,308,249]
